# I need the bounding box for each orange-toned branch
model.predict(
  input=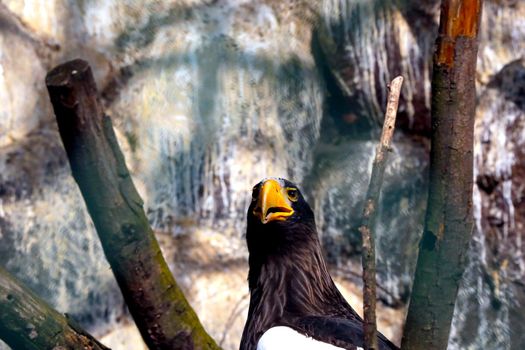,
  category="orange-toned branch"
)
[402,1,482,349]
